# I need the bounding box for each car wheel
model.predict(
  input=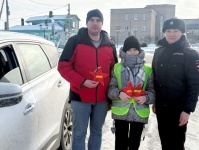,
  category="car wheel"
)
[60,104,73,150]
